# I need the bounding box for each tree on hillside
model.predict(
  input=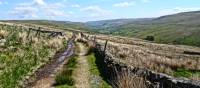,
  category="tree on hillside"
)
[145,36,154,41]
